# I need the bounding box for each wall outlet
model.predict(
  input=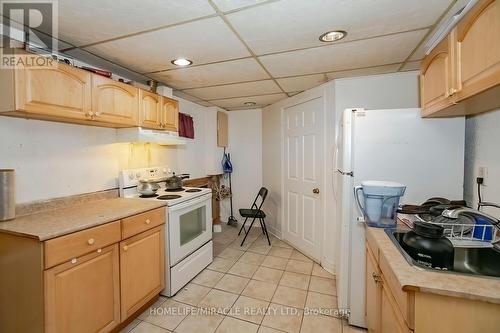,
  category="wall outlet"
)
[478,166,488,185]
